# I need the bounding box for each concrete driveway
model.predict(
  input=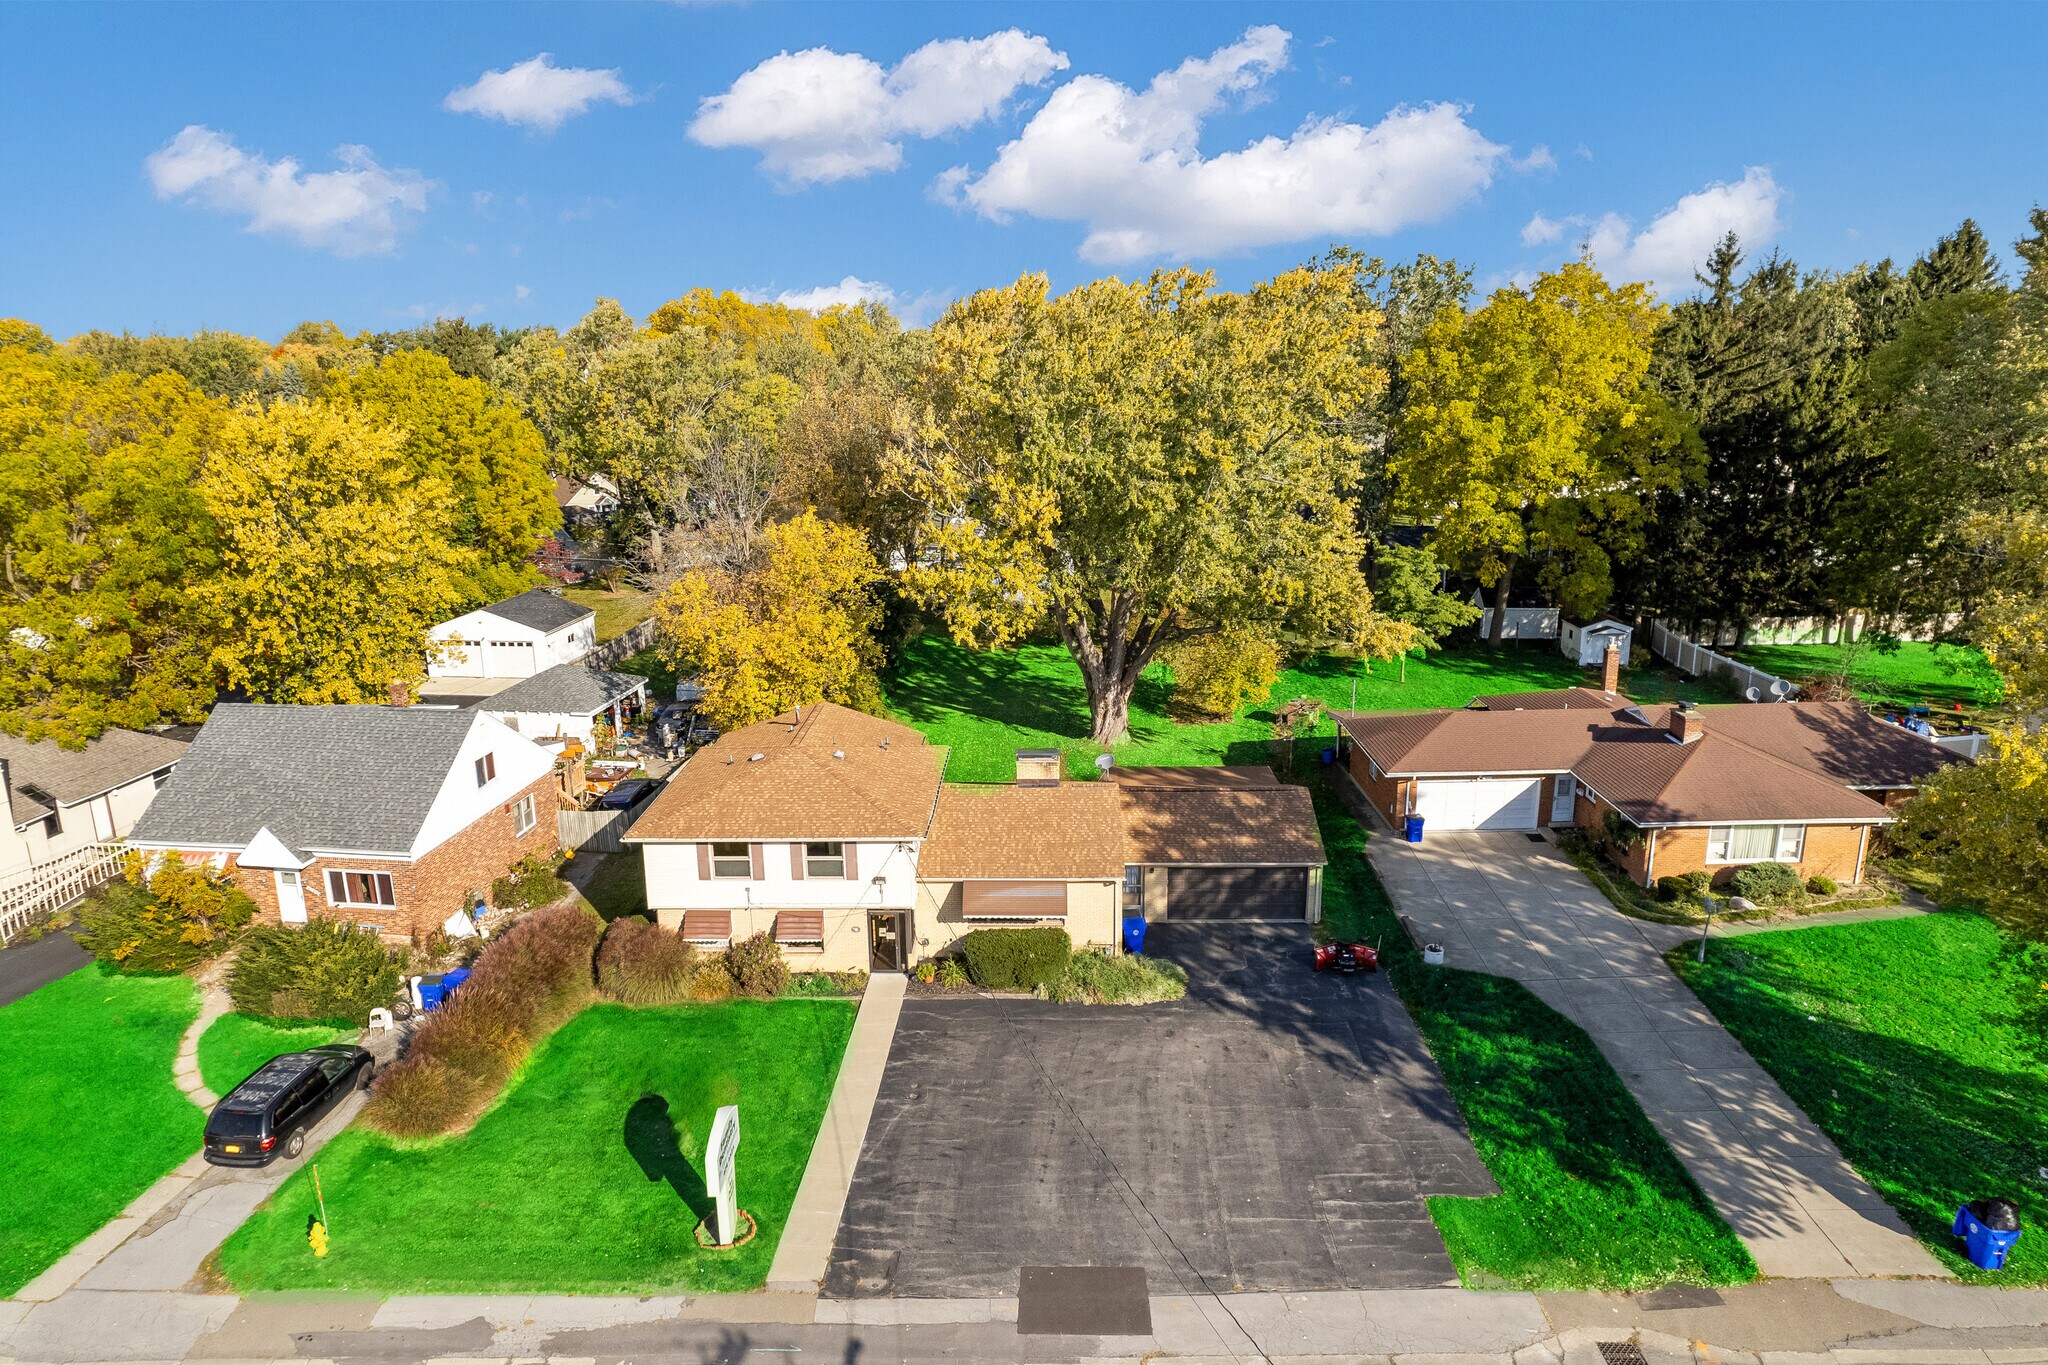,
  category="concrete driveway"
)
[822,922,1495,1299]
[1368,827,1945,1280]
